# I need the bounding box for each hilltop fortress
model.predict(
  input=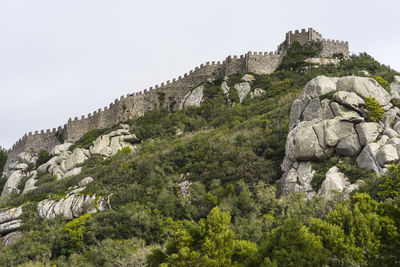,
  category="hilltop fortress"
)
[3,28,349,170]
